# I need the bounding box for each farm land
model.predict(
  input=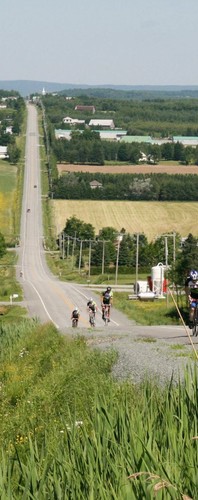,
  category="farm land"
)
[53,162,198,240]
[0,160,17,236]
[57,162,198,176]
